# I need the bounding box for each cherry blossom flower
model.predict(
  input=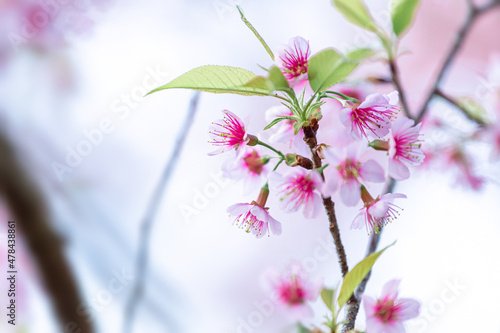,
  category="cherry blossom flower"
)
[275,36,311,85]
[227,187,281,238]
[340,91,400,140]
[364,279,420,333]
[269,168,324,218]
[352,191,406,234]
[222,147,271,194]
[442,144,485,191]
[208,110,255,155]
[266,262,322,319]
[323,144,385,206]
[388,117,425,180]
